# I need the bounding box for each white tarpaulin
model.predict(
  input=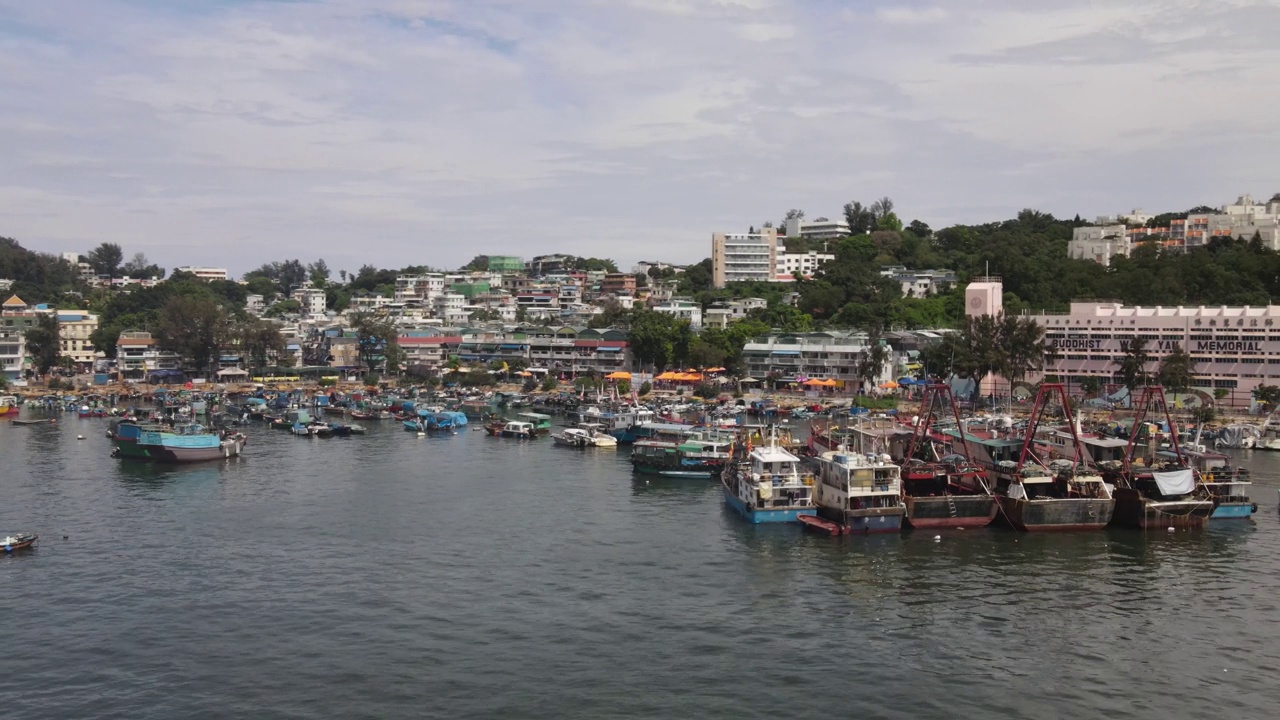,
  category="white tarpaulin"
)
[1152,469,1195,496]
